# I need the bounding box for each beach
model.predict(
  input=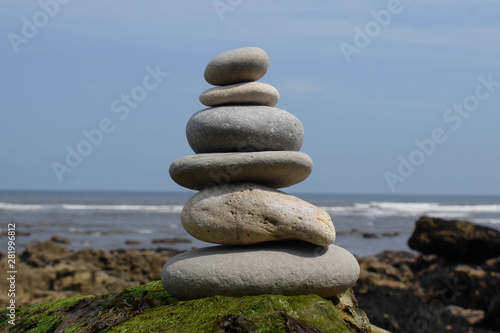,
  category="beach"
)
[2,191,500,331]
